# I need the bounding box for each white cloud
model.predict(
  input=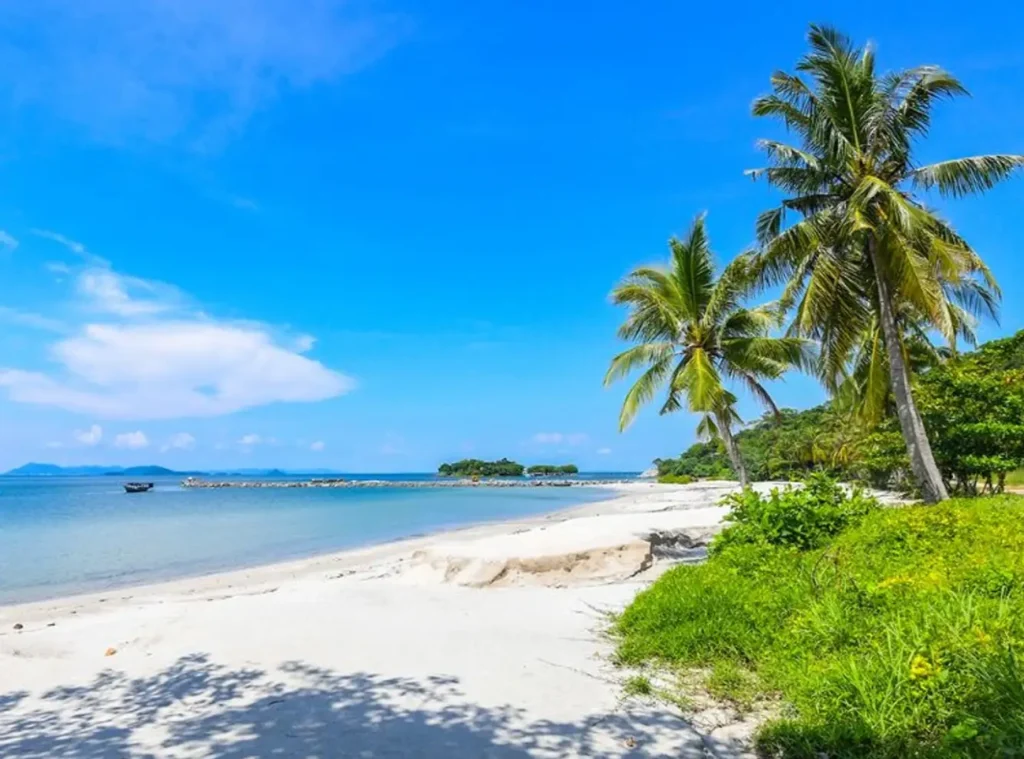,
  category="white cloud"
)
[46,261,71,274]
[162,432,196,452]
[533,432,589,446]
[310,440,325,452]
[1,237,353,420]
[114,430,148,449]
[77,269,176,317]
[74,424,103,446]
[597,447,612,455]
[45,441,64,449]
[238,433,263,446]
[1,318,352,420]
[0,2,407,148]
[31,229,89,257]
[294,334,316,353]
[0,230,18,252]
